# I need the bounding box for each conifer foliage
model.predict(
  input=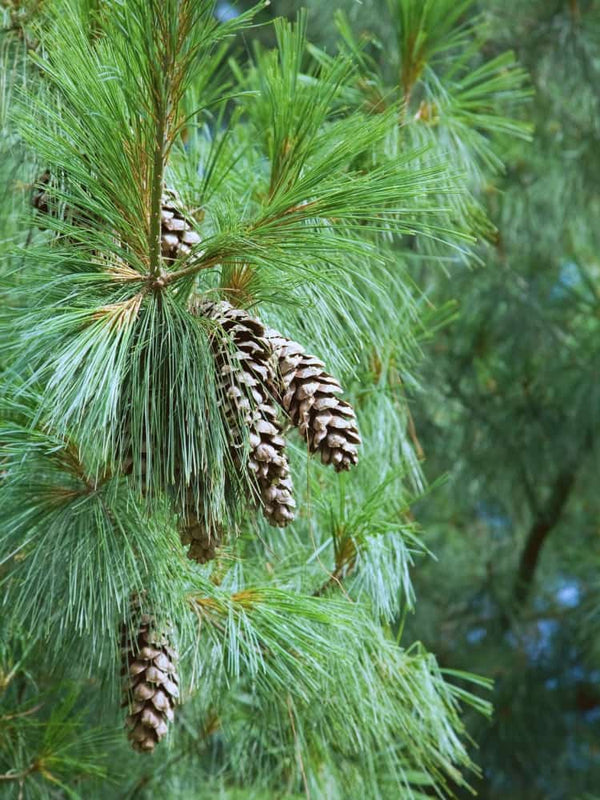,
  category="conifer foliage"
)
[0,0,528,797]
